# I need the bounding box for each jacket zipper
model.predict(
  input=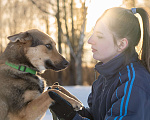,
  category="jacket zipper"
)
[100,76,107,119]
[94,68,97,81]
[102,76,107,92]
